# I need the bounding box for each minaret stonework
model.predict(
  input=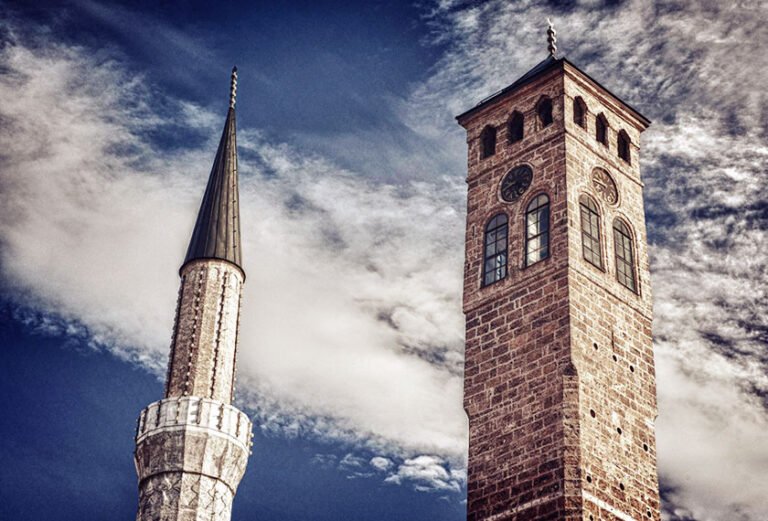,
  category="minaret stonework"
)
[134,67,252,521]
[457,39,661,521]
